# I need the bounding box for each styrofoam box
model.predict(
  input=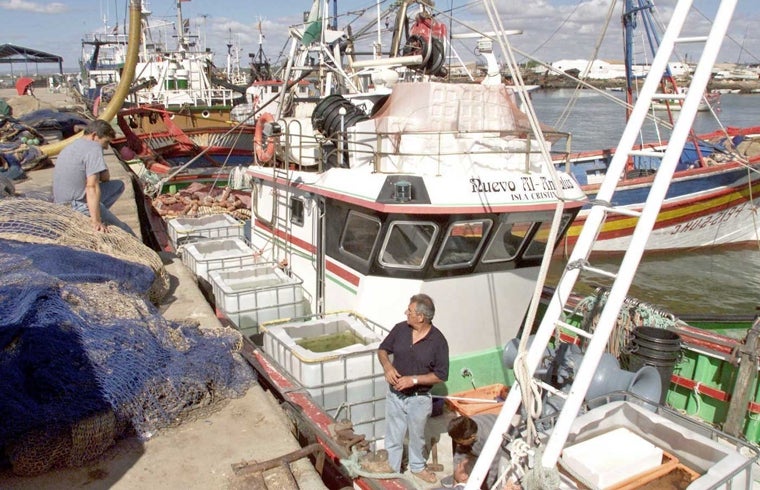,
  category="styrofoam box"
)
[562,427,663,489]
[210,264,307,333]
[181,238,258,282]
[167,214,243,249]
[262,313,389,442]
